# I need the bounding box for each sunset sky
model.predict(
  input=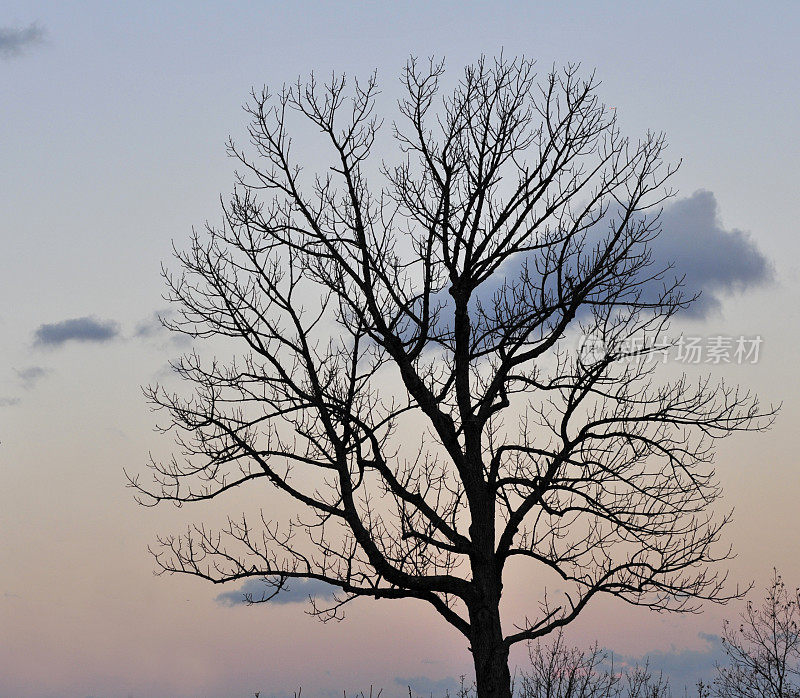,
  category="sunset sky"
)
[2,2,799,696]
